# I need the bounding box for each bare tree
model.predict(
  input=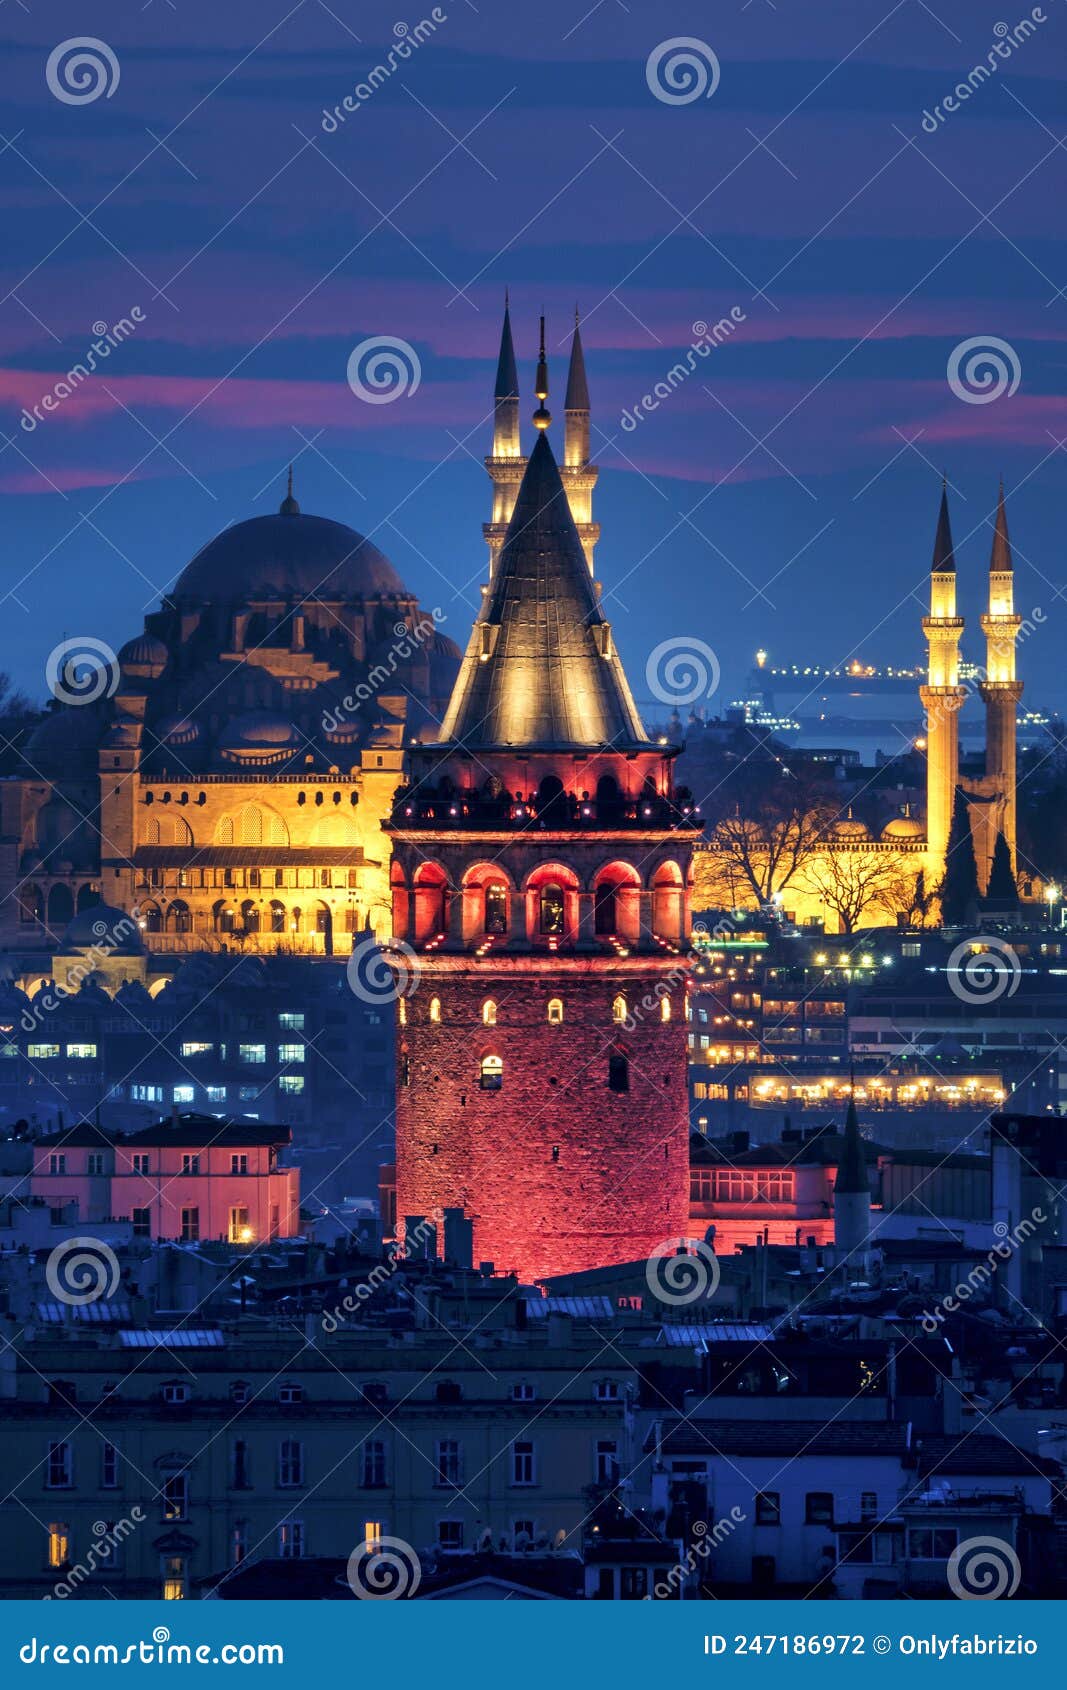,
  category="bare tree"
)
[802,848,915,934]
[697,769,838,908]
